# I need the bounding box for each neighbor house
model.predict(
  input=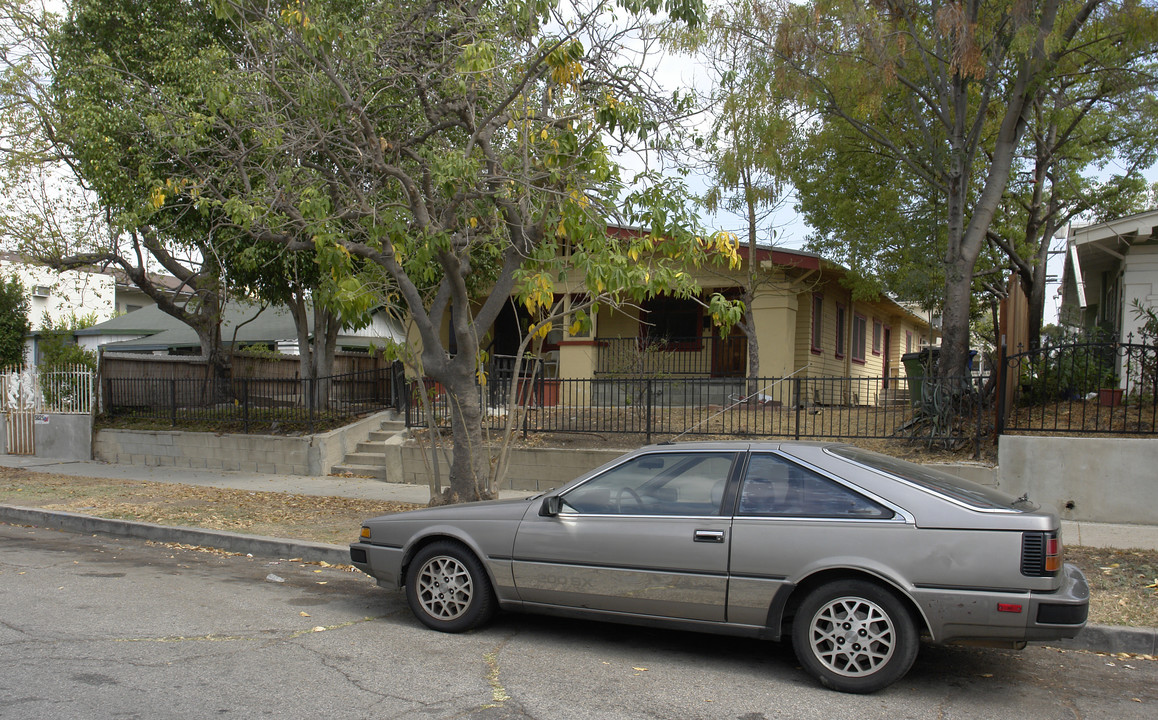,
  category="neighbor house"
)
[0,254,193,364]
[75,301,405,359]
[1059,209,1158,343]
